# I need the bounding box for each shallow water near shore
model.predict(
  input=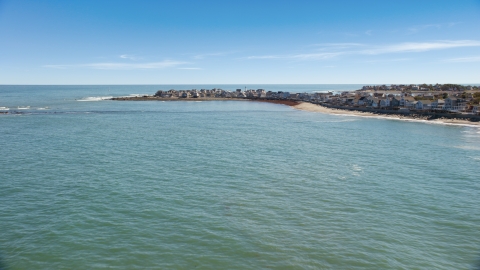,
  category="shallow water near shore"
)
[1,85,480,269]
